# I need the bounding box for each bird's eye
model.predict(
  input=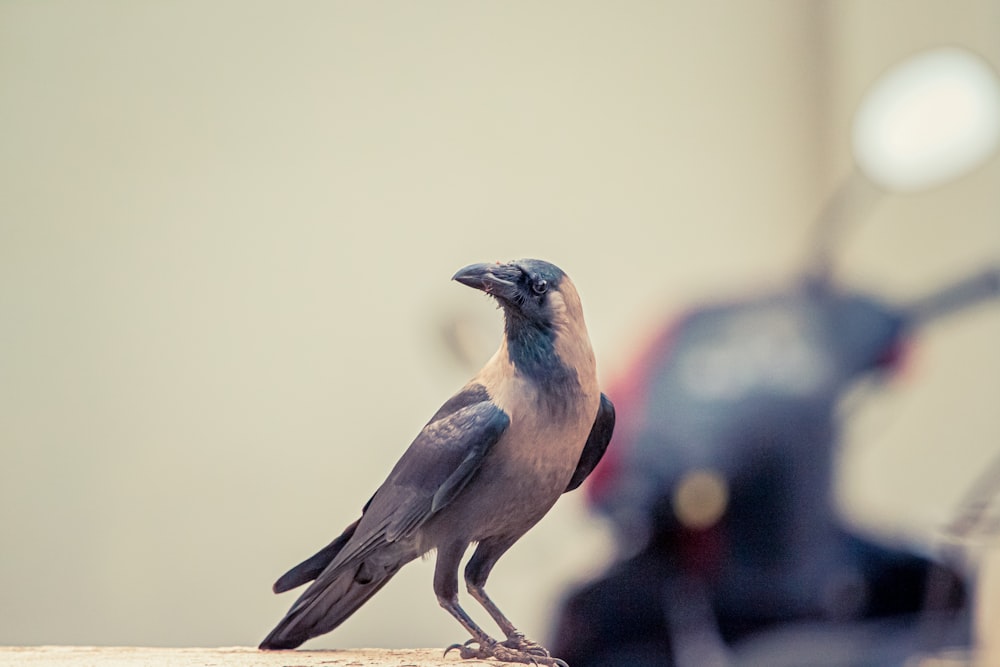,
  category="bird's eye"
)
[532,279,548,295]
